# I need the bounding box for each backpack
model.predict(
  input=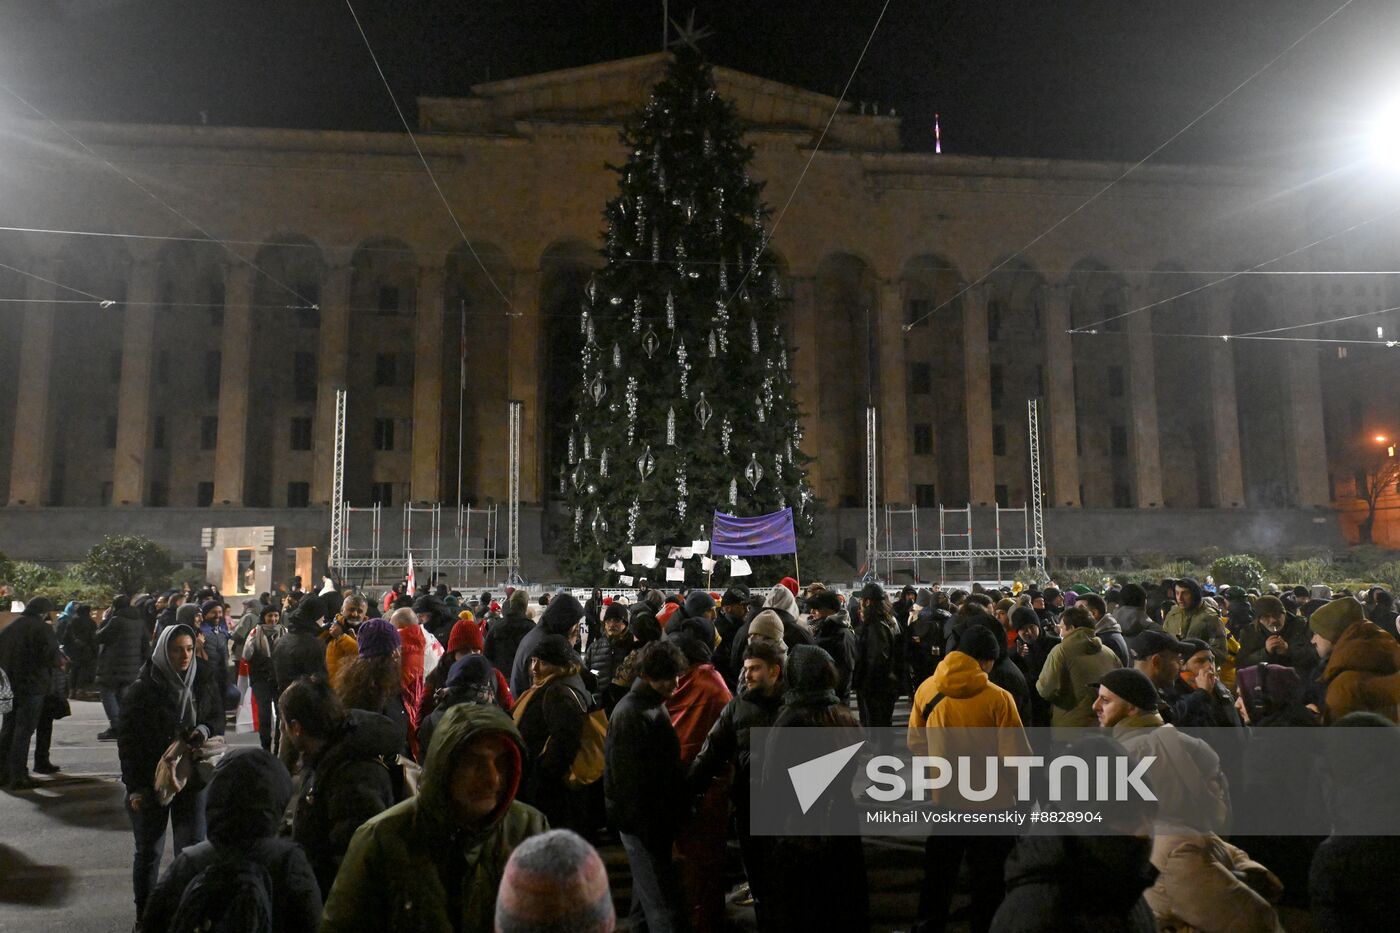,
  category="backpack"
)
[168,854,275,933]
[0,667,12,716]
[513,682,609,788]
